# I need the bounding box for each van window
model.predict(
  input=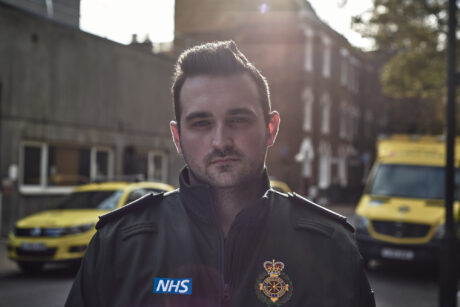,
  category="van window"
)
[368,164,460,200]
